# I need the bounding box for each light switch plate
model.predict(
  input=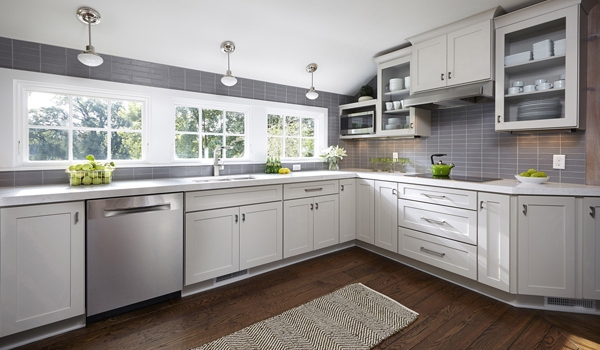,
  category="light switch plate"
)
[392,152,398,159]
[293,164,301,171]
[553,155,565,169]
